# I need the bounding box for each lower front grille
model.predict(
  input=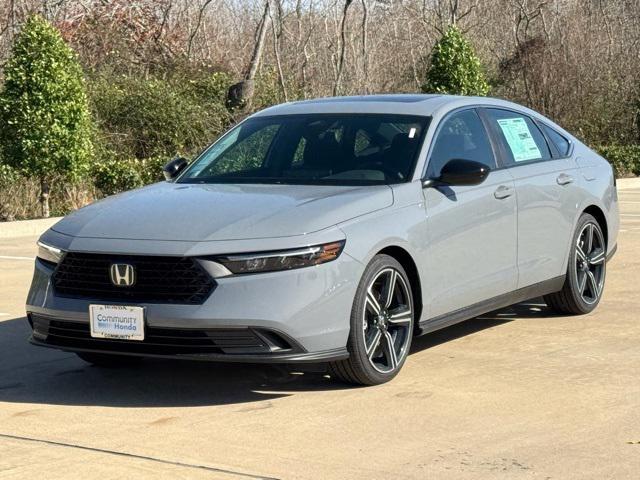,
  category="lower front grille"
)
[29,314,294,356]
